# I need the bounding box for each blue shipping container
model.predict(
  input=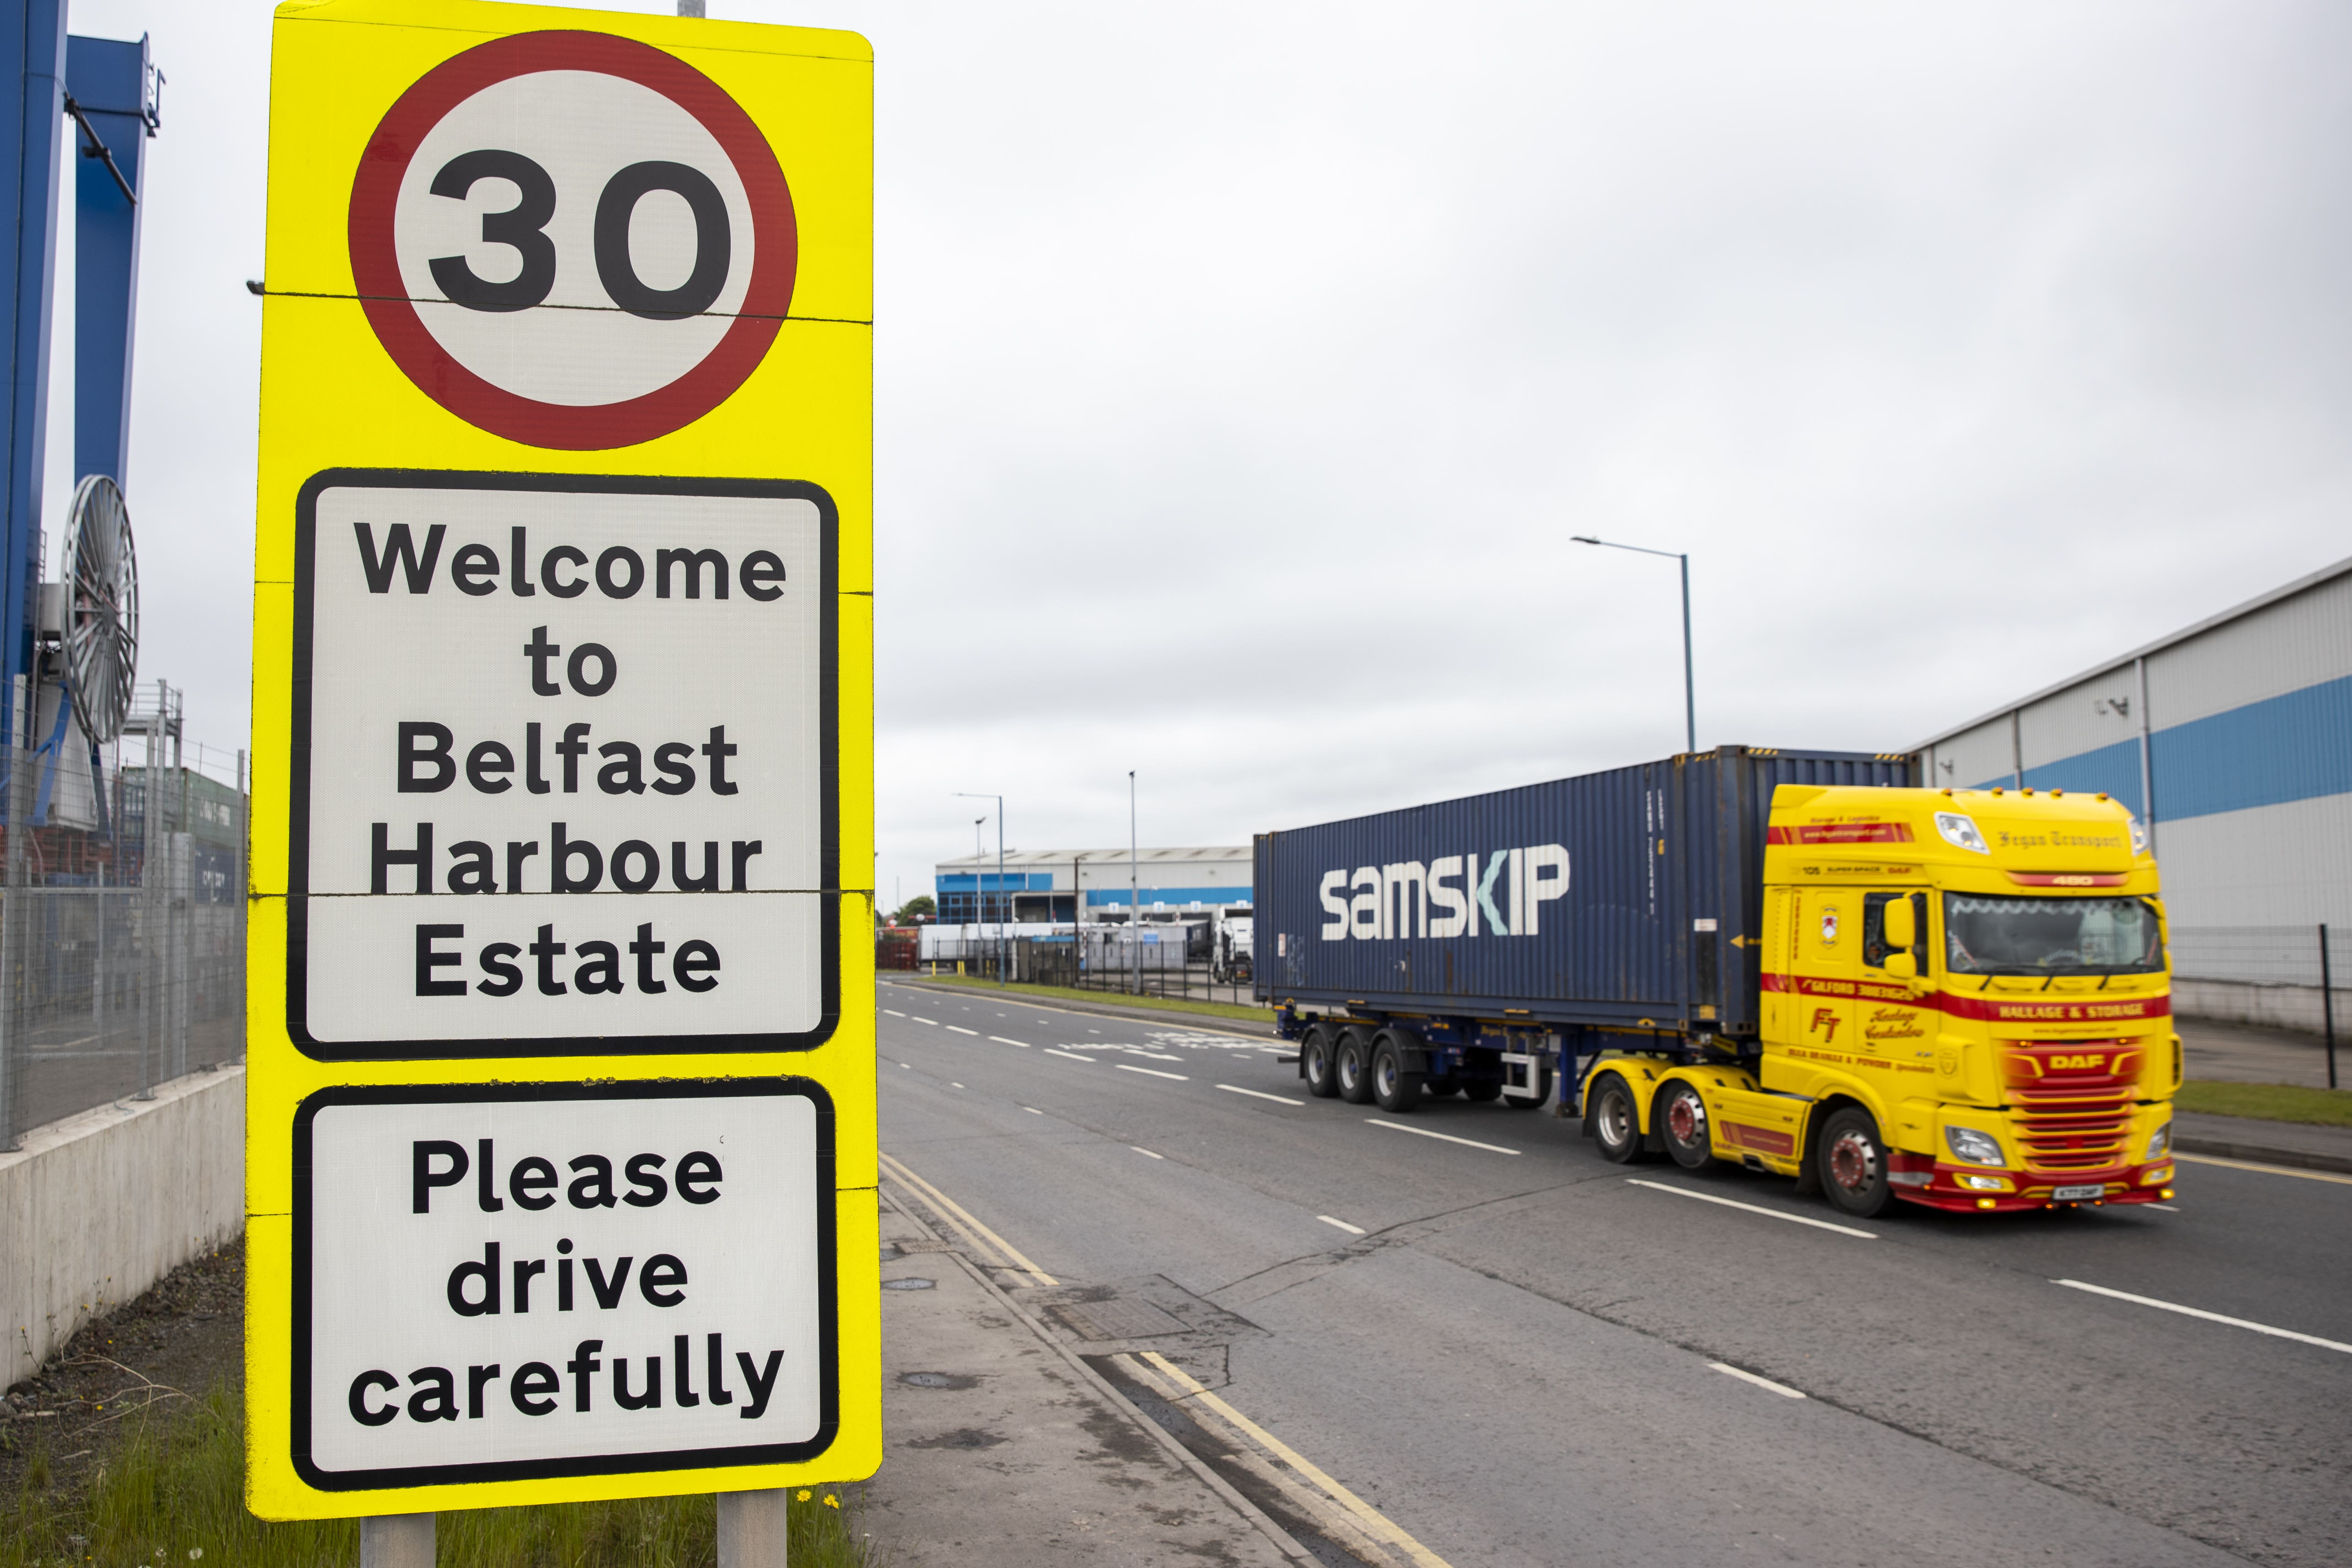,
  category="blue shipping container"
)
[1254,746,1915,1034]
